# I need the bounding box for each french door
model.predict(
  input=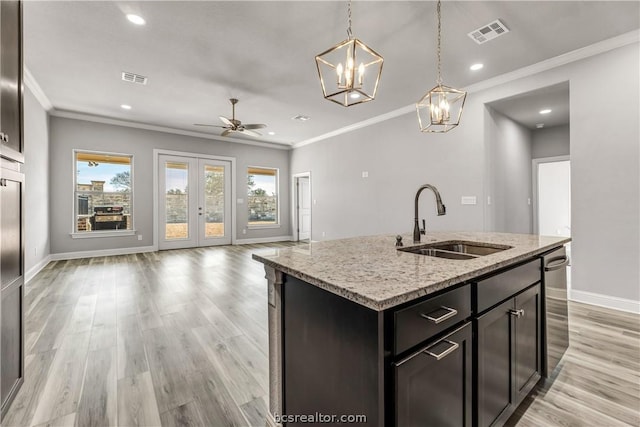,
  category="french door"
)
[158,154,231,249]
